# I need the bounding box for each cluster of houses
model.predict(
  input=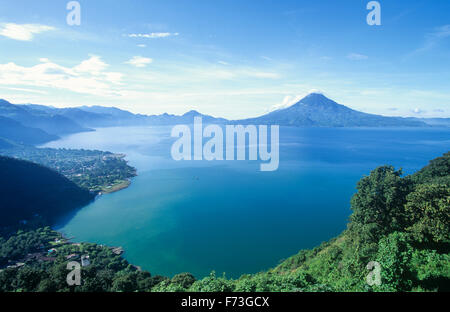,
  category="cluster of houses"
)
[47,239,92,267]
[1,237,126,273]
[111,247,124,255]
[65,253,91,267]
[5,262,25,269]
